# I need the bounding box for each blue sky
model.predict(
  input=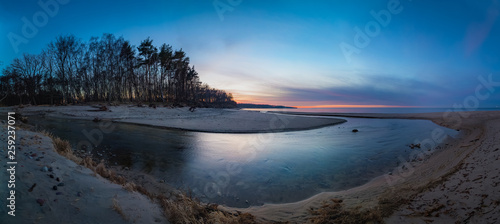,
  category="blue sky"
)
[1,0,499,107]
